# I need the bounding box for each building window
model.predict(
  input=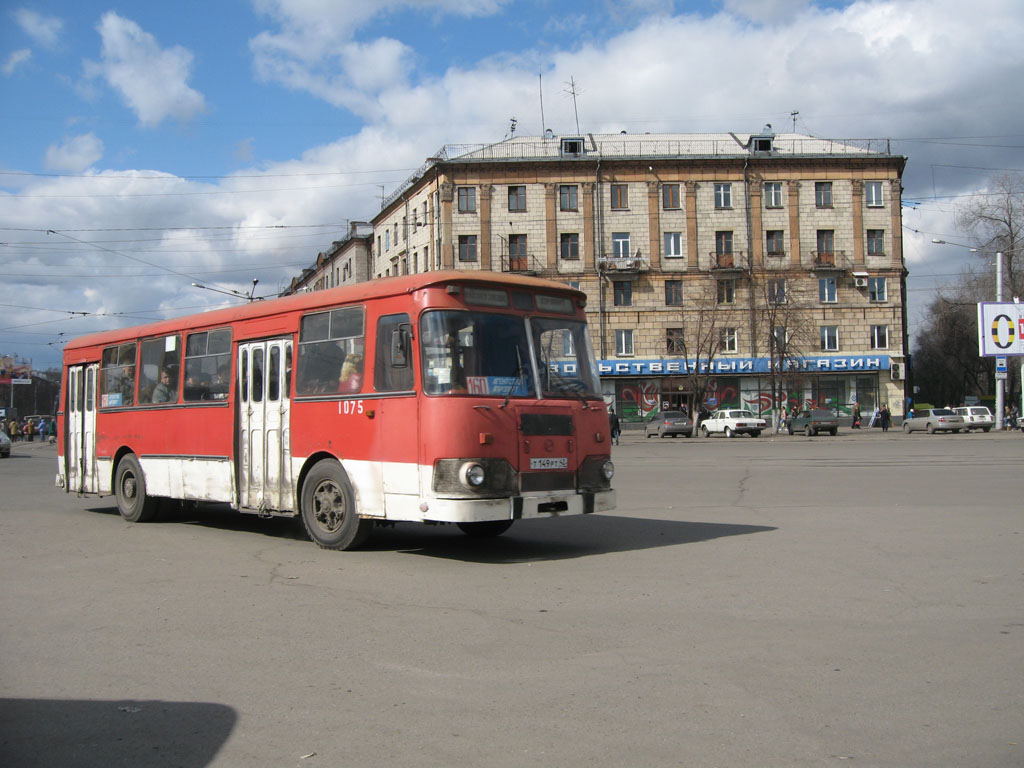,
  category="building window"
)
[385,230,390,251]
[665,279,683,306]
[714,183,732,209]
[612,232,631,258]
[613,280,633,307]
[508,185,526,212]
[611,184,629,210]
[717,278,735,305]
[508,234,528,270]
[616,329,634,356]
[815,181,833,208]
[867,229,885,256]
[666,327,685,354]
[560,184,578,212]
[458,234,477,262]
[457,187,476,213]
[719,328,738,353]
[865,181,884,207]
[663,184,680,209]
[871,325,889,350]
[868,277,887,302]
[664,231,682,258]
[764,182,783,208]
[817,229,835,256]
[773,326,789,352]
[766,230,785,256]
[820,326,839,351]
[559,232,580,260]
[768,278,787,304]
[819,276,837,303]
